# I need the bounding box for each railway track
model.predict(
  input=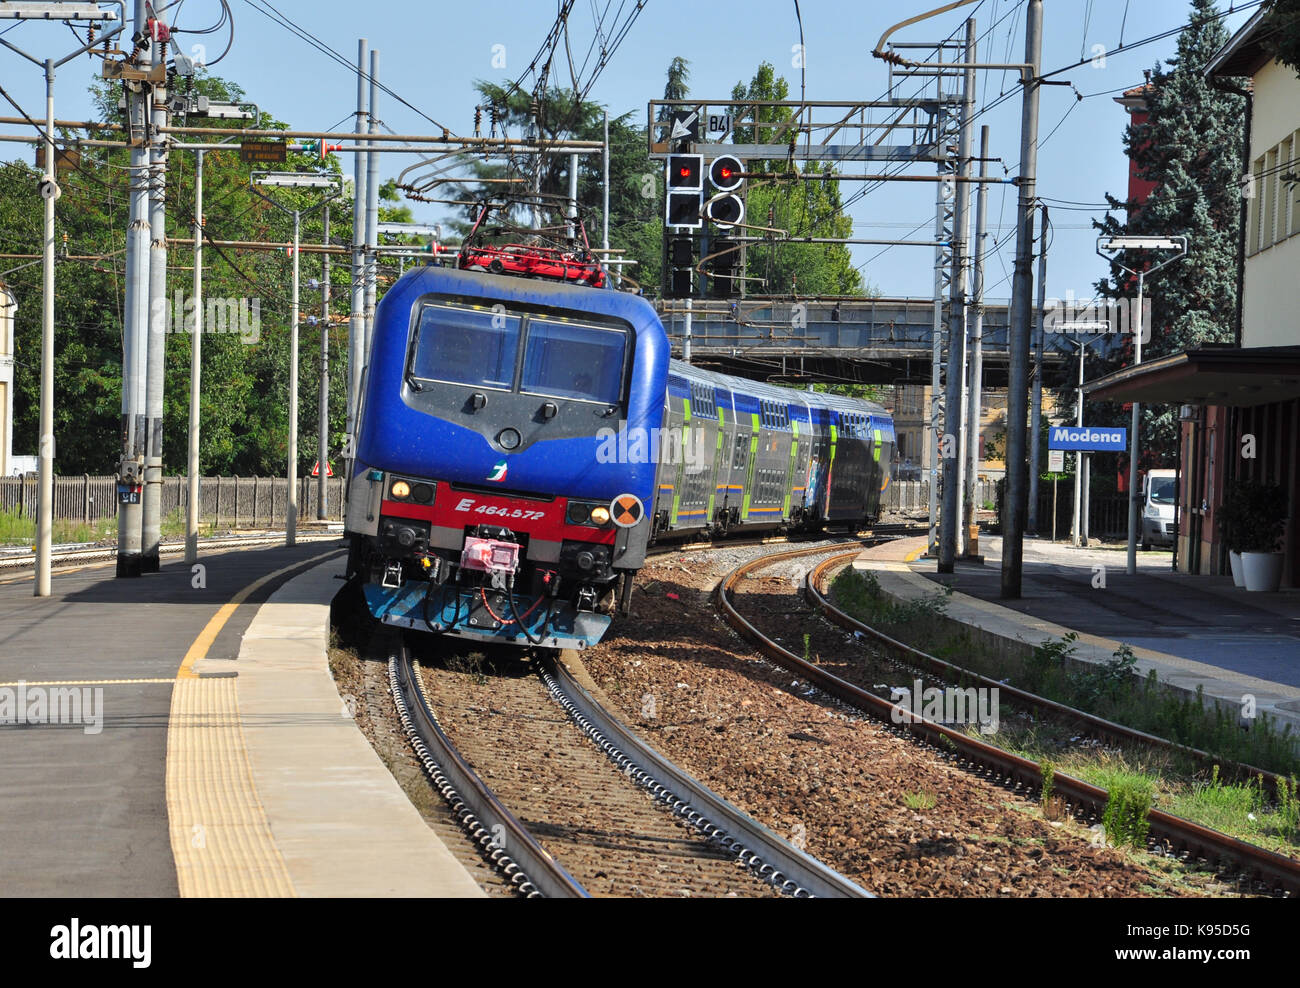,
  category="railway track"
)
[805,550,1292,796]
[716,542,1300,897]
[385,633,870,898]
[0,530,344,571]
